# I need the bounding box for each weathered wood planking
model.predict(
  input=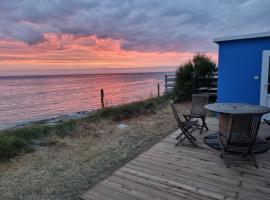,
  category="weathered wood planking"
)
[81,118,270,200]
